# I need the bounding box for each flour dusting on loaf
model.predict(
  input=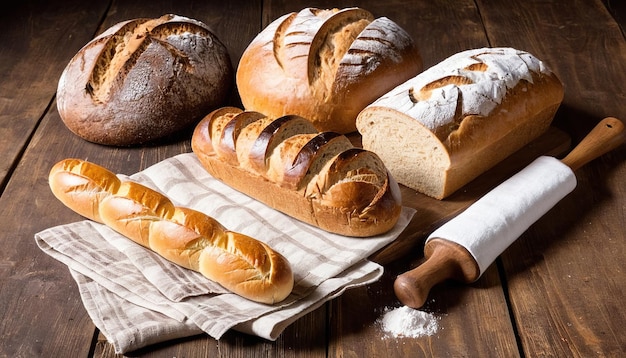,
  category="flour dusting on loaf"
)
[357,47,564,199]
[373,48,552,134]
